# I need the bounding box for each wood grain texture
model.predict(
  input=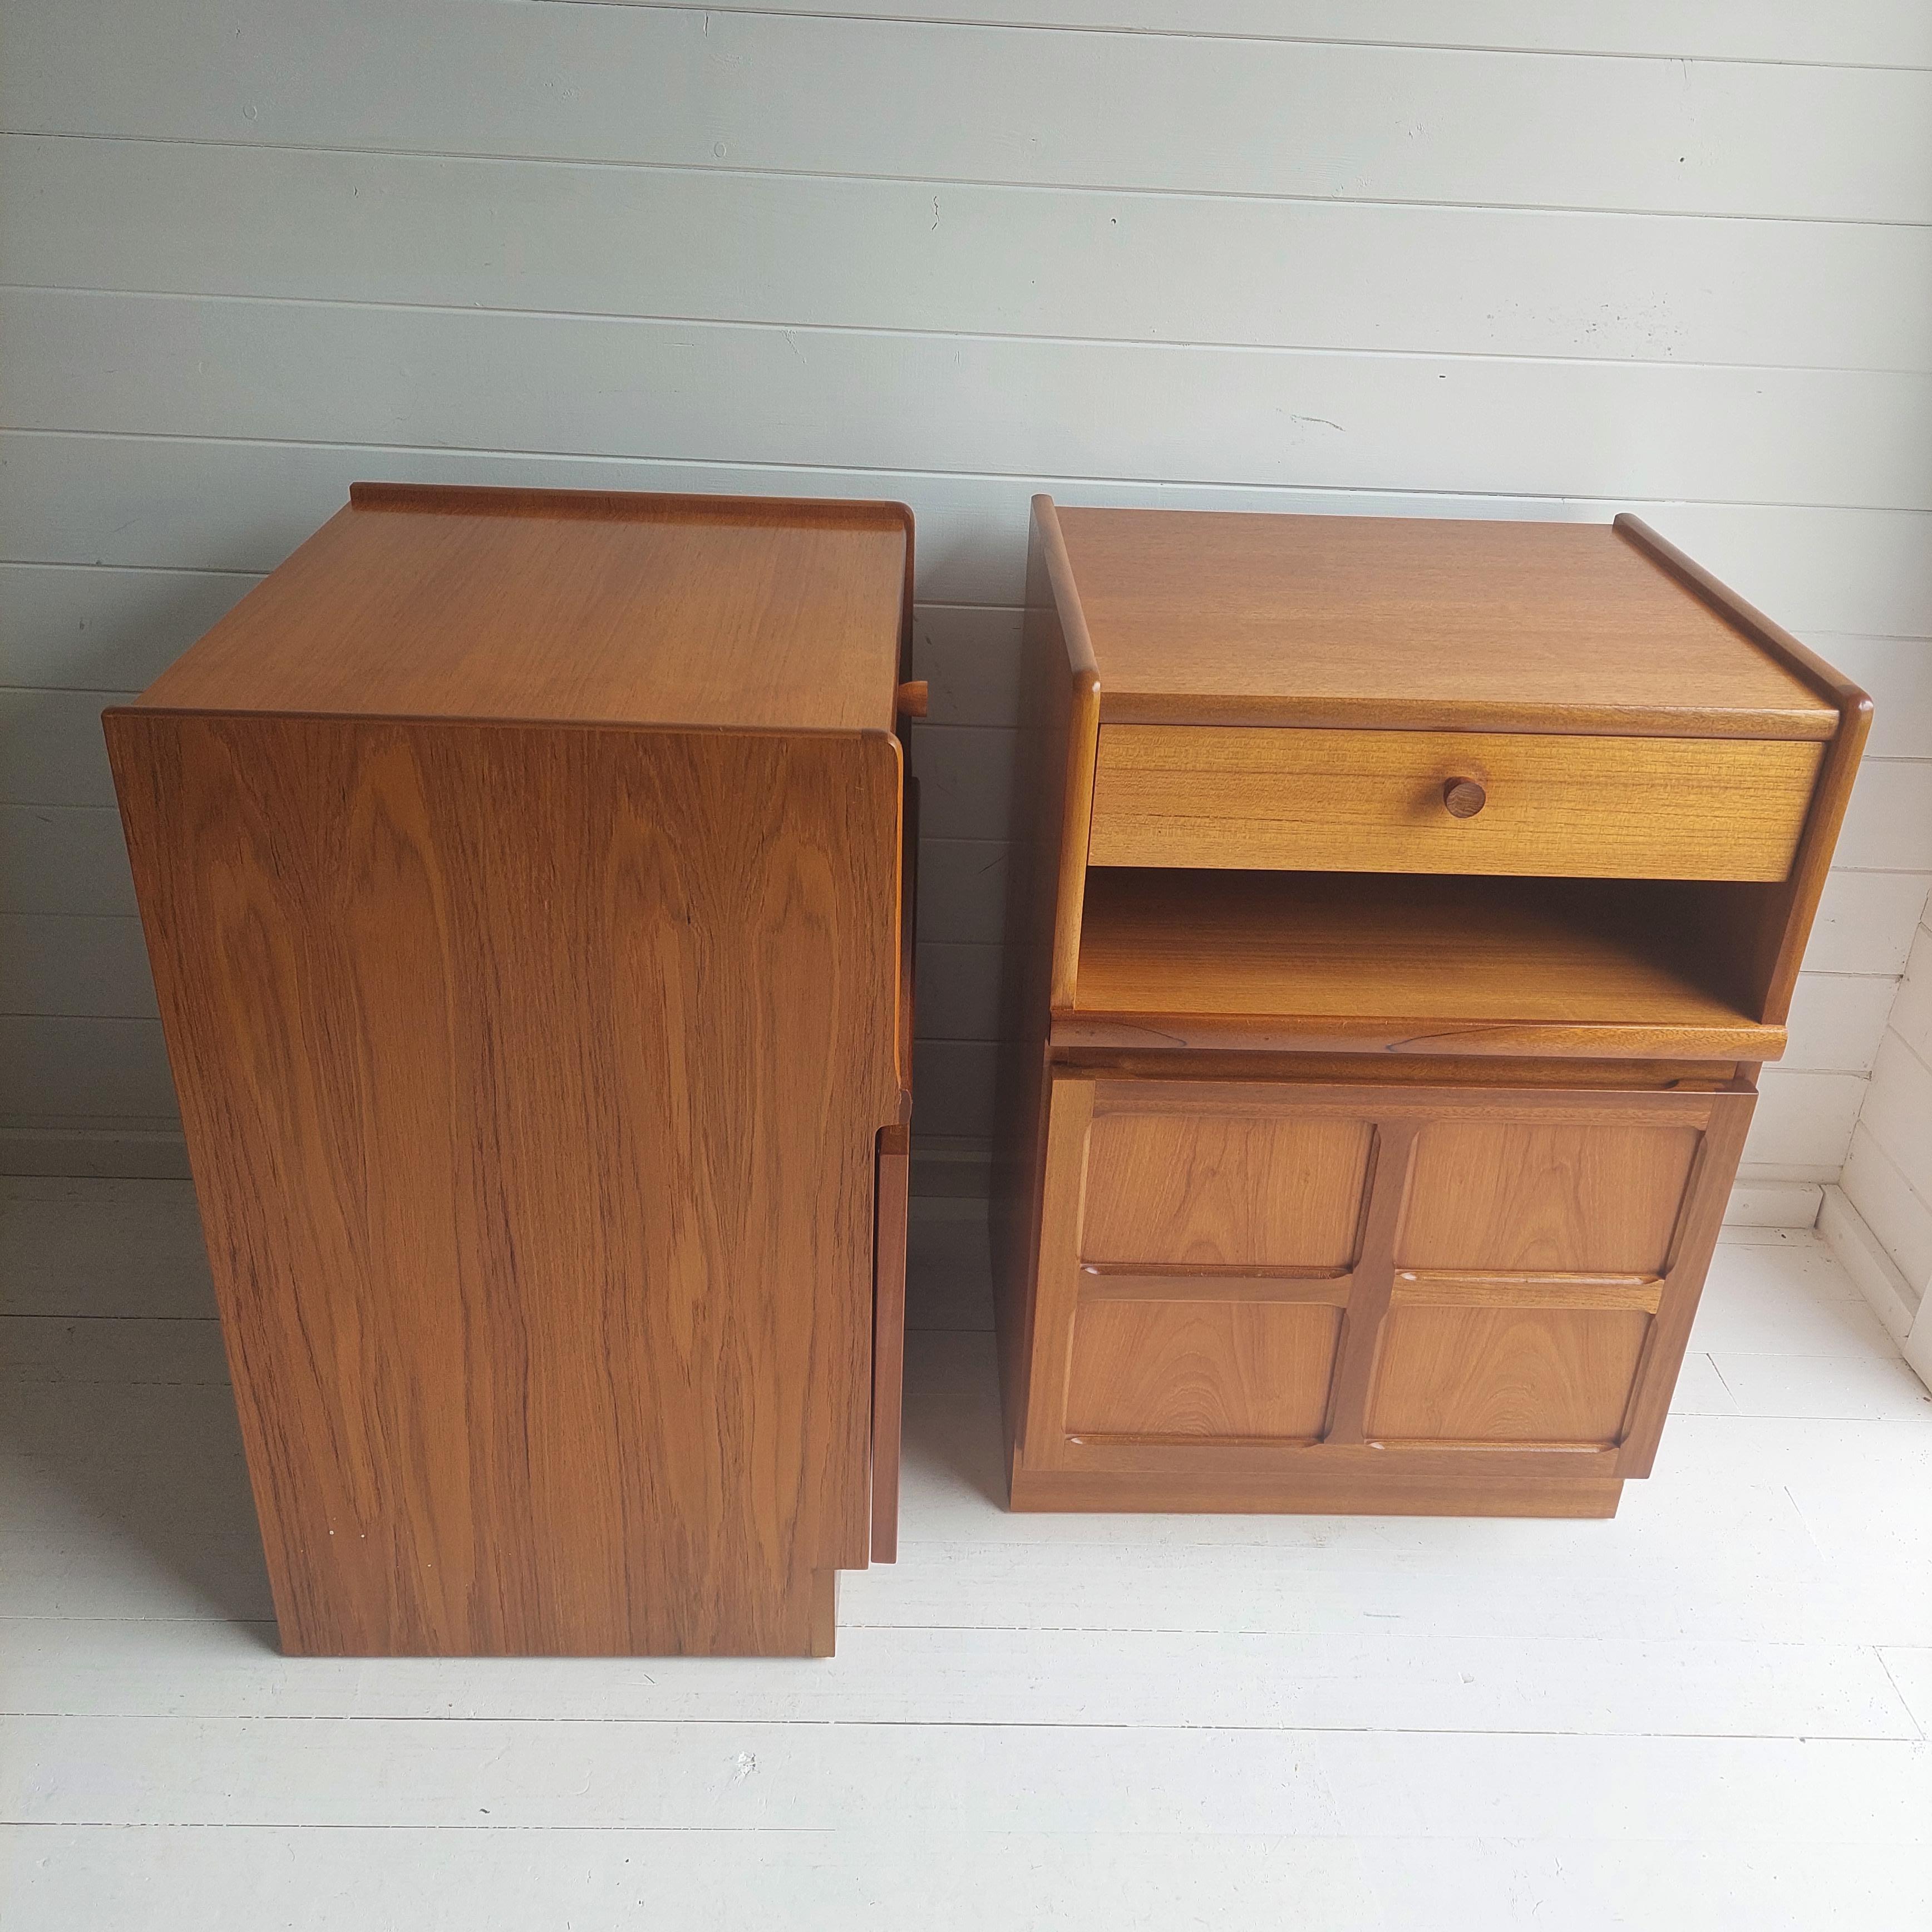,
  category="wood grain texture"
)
[1009,1072,1739,1510]
[1055,1051,1743,1090]
[870,1126,910,1565]
[1080,1107,1372,1269]
[106,709,903,1656]
[1054,509,1838,738]
[1033,501,1102,1016]
[1615,1088,1757,1476]
[1390,1274,1665,1314]
[1071,870,1780,1057]
[1365,1305,1653,1446]
[1065,1299,1342,1441]
[999,502,1856,1517]
[1318,1121,1418,1448]
[988,499,1097,1462]
[1079,1271,1352,1304]
[1398,1121,1702,1274]
[135,484,910,733]
[1088,724,1821,881]
[1007,1467,1623,1517]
